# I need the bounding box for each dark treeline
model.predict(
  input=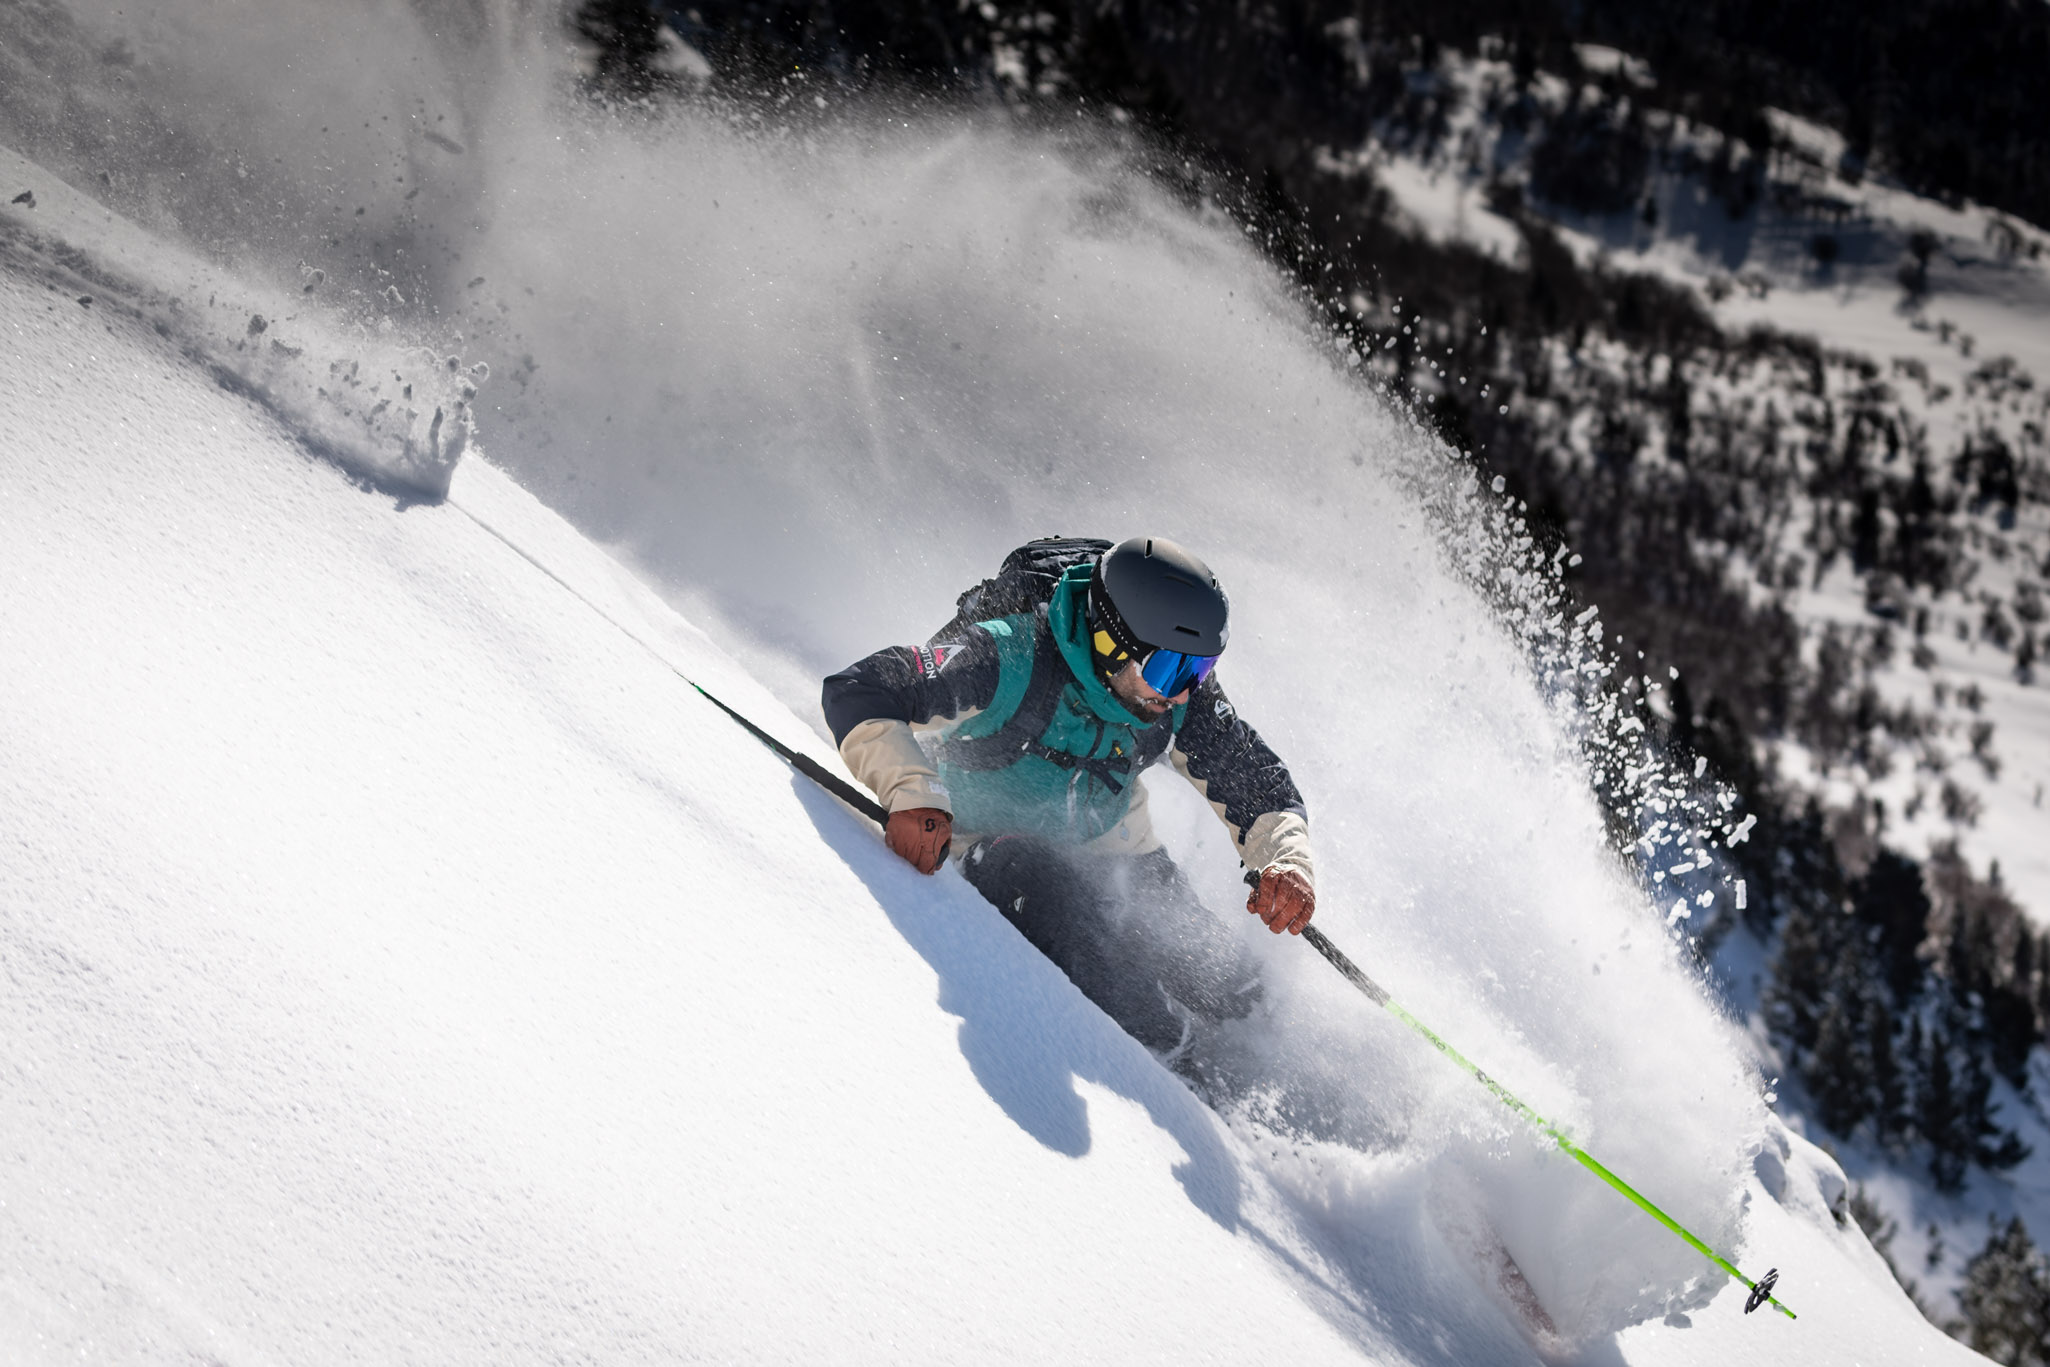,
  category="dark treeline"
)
[633,0,2050,233]
[1955,1215,2050,1366]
